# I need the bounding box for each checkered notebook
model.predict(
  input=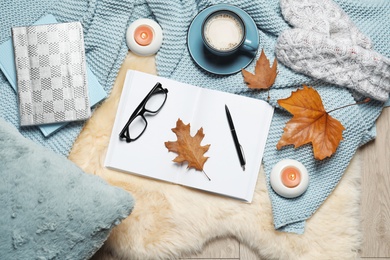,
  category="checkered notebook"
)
[12,22,90,126]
